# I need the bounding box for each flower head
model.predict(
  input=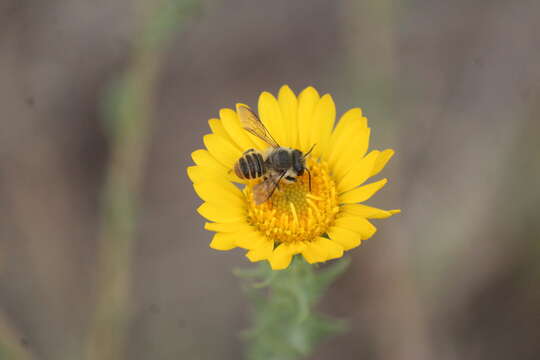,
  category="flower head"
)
[188,85,400,270]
